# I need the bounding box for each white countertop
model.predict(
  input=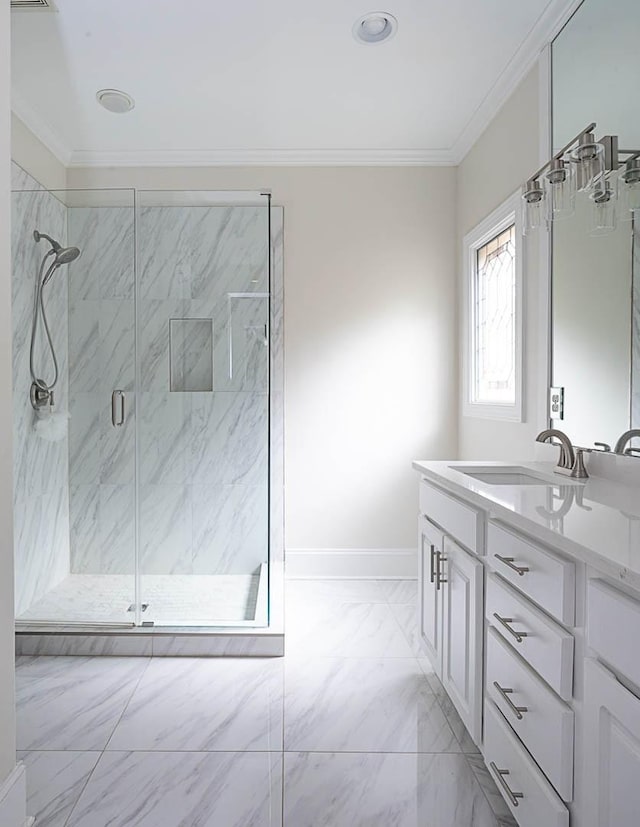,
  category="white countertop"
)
[413,460,640,591]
